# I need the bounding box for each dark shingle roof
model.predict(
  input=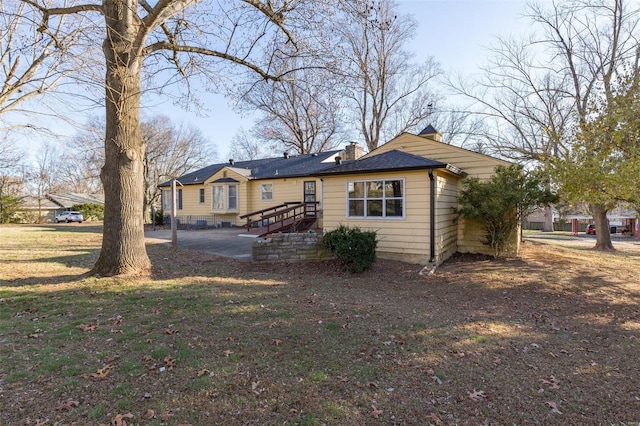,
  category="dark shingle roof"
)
[212,177,239,183]
[418,124,439,135]
[315,150,447,175]
[159,151,341,187]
